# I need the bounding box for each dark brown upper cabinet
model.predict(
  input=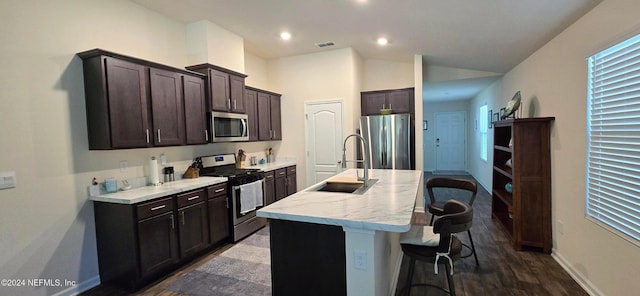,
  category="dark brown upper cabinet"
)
[183,74,208,144]
[78,49,206,150]
[186,64,247,114]
[361,87,414,115]
[244,88,259,141]
[149,68,185,146]
[254,88,282,141]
